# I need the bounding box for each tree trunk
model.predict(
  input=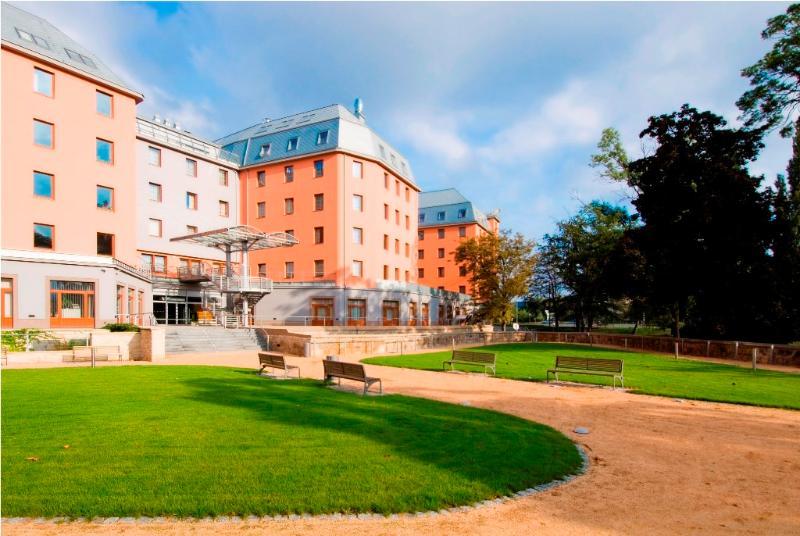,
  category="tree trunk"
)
[631,319,639,335]
[672,303,681,339]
